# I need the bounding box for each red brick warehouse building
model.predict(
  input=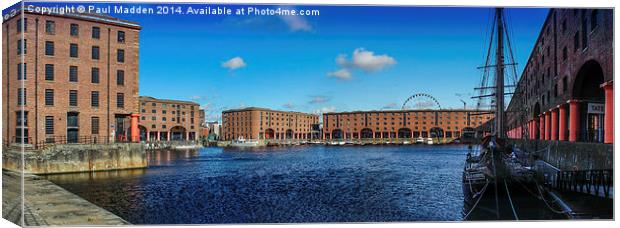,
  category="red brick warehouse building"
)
[221,107,320,141]
[505,8,613,144]
[2,9,142,145]
[138,96,205,141]
[322,109,493,141]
